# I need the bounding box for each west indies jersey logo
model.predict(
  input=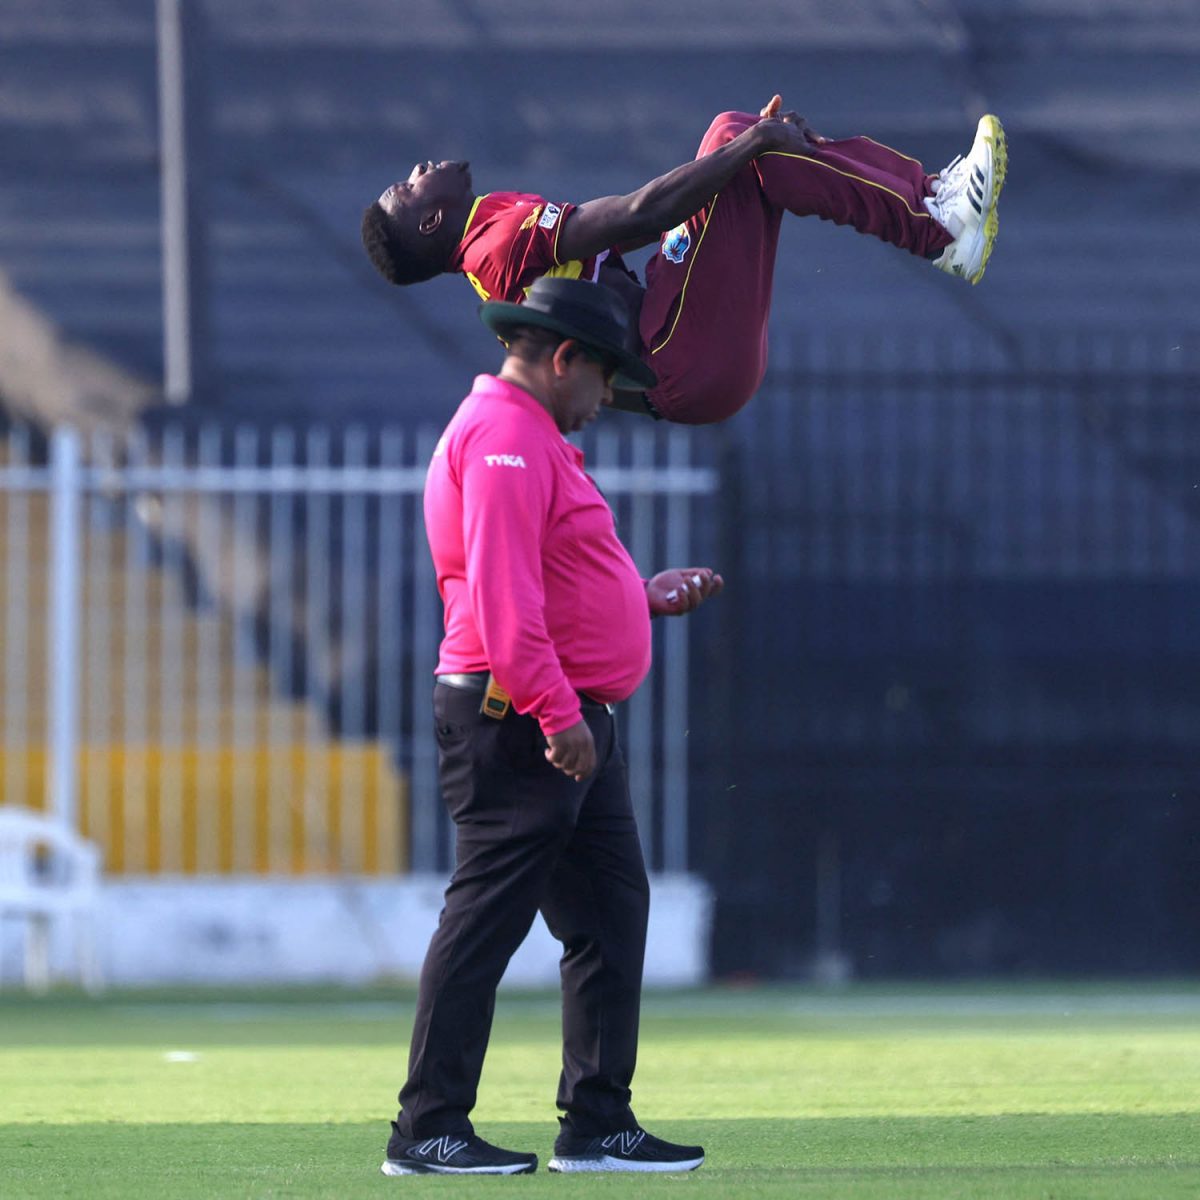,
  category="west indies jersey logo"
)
[662,222,691,264]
